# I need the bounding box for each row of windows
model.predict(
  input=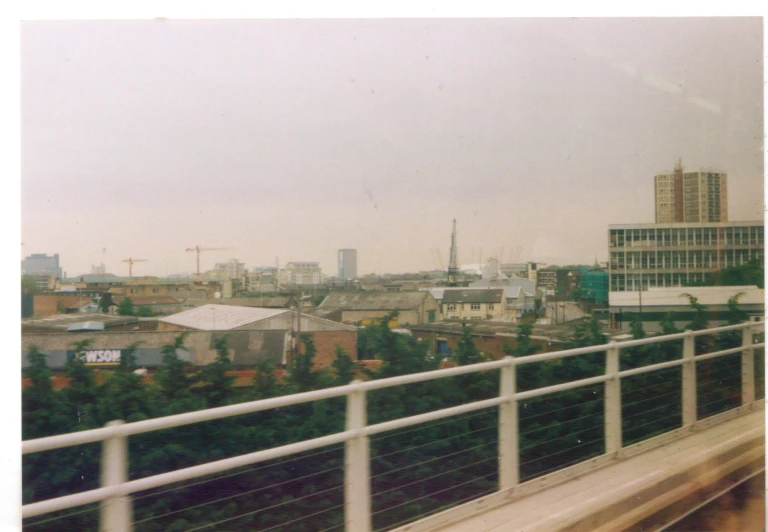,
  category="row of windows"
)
[128,287,161,294]
[610,249,761,270]
[610,226,763,248]
[445,303,494,311]
[611,272,714,291]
